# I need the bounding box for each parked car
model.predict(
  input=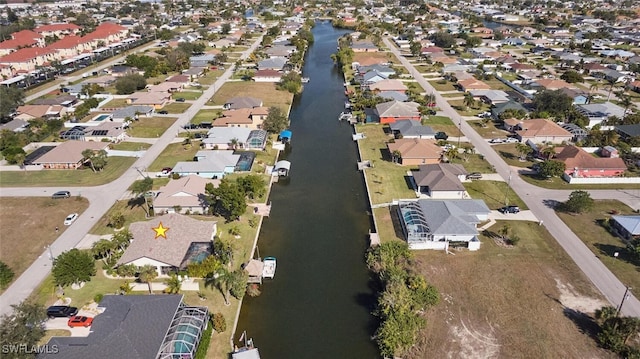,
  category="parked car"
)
[489,138,504,144]
[504,137,519,143]
[64,213,78,225]
[498,206,520,214]
[157,167,172,177]
[175,98,186,102]
[435,131,448,140]
[51,191,71,199]
[158,110,169,114]
[68,316,93,328]
[47,306,78,318]
[466,172,482,180]
[478,112,492,118]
